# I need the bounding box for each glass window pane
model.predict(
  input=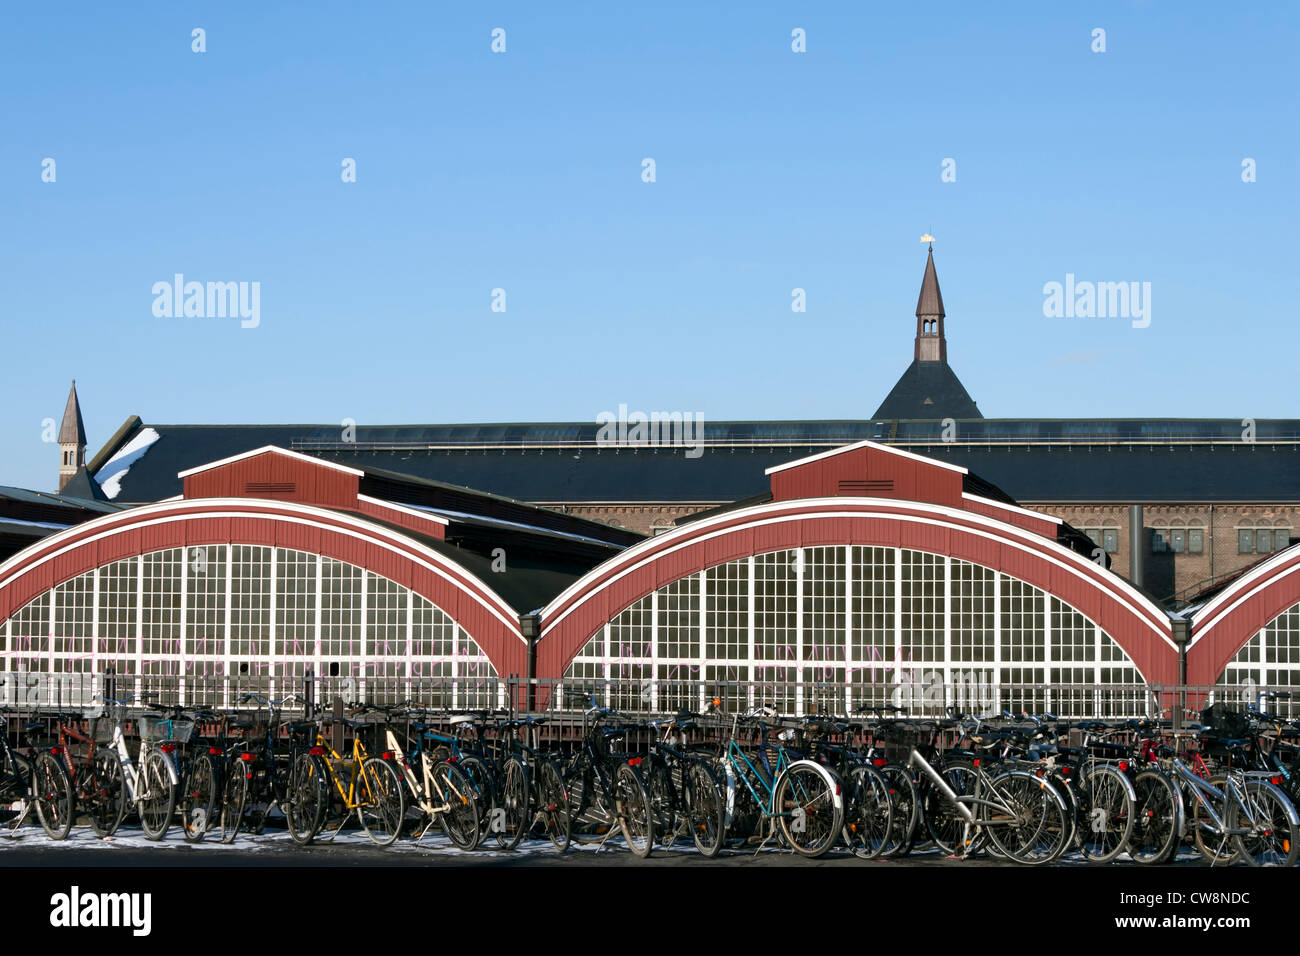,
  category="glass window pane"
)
[1151,531,1167,554]
[1240,530,1254,553]
[1084,530,1101,546]
[1258,529,1273,554]
[1188,529,1203,554]
[1277,530,1291,552]
[1170,529,1185,553]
